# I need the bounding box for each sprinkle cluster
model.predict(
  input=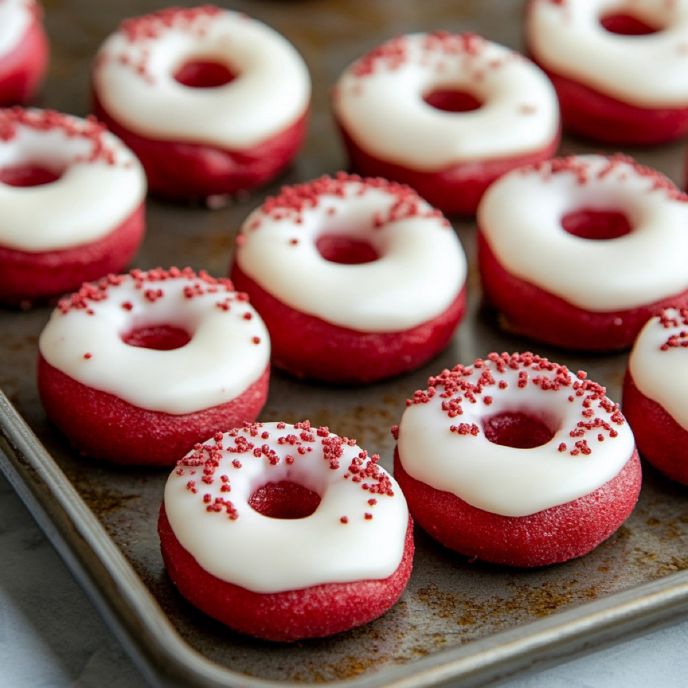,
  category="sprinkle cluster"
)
[241,173,449,236]
[0,109,119,165]
[119,5,223,42]
[658,308,688,350]
[398,352,625,457]
[351,32,494,78]
[174,421,395,522]
[56,267,247,317]
[526,154,688,202]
